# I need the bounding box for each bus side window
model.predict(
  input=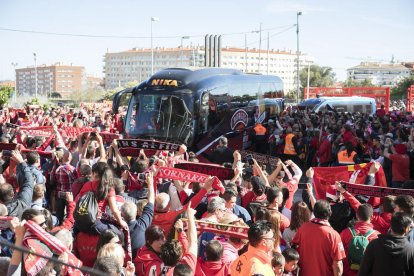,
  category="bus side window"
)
[354,105,363,113]
[365,104,372,114]
[199,93,209,134]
